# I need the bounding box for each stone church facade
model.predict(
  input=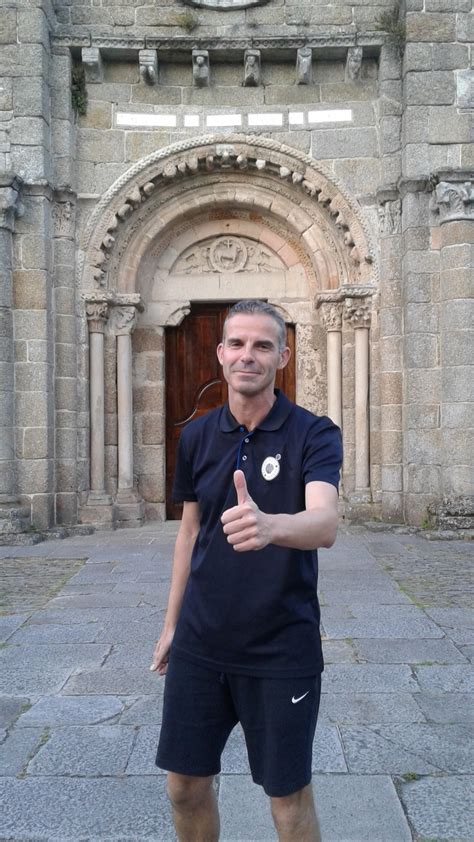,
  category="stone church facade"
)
[0,0,472,538]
